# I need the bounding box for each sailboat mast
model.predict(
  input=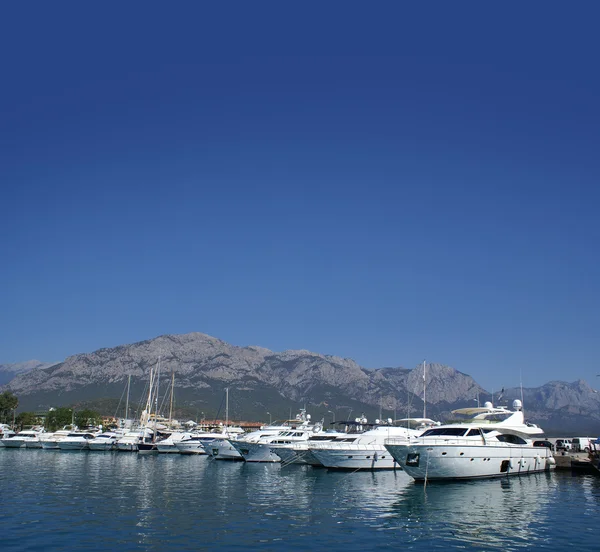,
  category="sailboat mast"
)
[423,359,427,419]
[168,370,174,424]
[153,355,161,440]
[225,387,229,427]
[125,374,131,422]
[142,360,155,428]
